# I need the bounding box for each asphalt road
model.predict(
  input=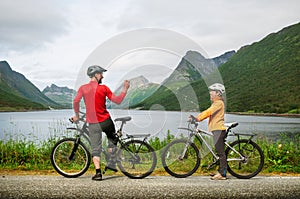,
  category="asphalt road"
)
[1,174,299,199]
